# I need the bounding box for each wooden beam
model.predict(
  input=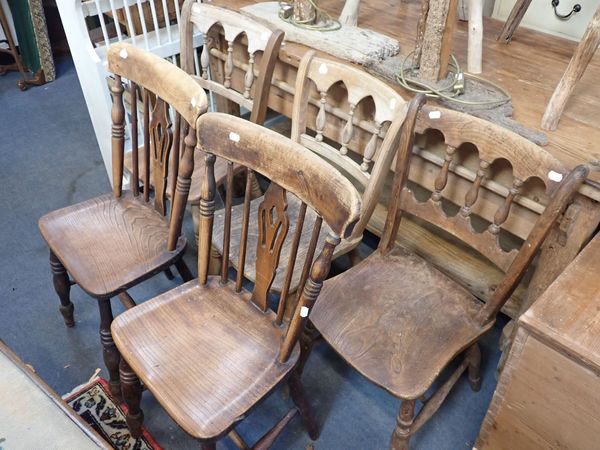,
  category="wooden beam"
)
[541,5,600,131]
[415,0,459,81]
[468,0,483,74]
